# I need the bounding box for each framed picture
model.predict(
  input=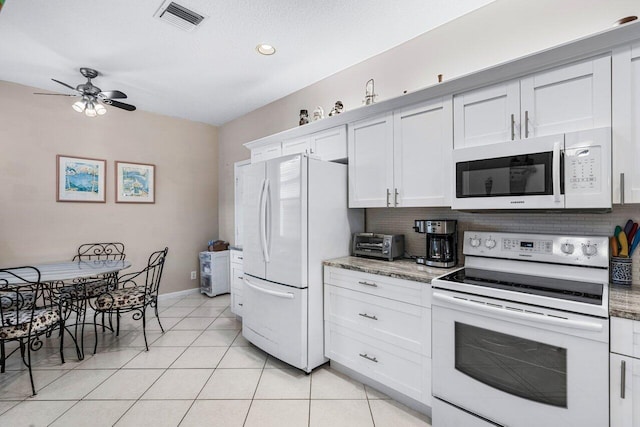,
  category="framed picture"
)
[115,161,155,203]
[56,155,106,203]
